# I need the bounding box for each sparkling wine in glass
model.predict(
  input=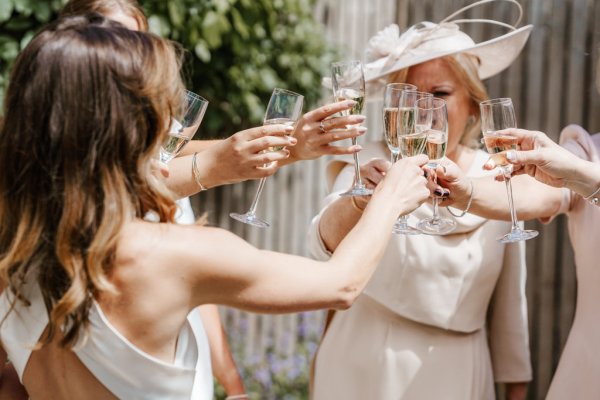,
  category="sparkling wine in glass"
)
[160,90,208,163]
[230,88,304,228]
[383,83,431,235]
[331,60,371,197]
[416,97,457,235]
[480,98,538,243]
